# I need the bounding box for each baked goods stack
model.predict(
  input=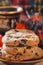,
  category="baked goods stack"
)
[1,29,43,61]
